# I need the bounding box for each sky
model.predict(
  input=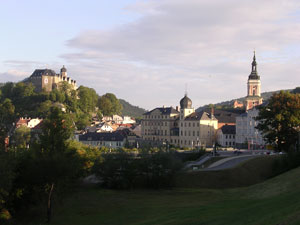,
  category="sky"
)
[1,0,300,110]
